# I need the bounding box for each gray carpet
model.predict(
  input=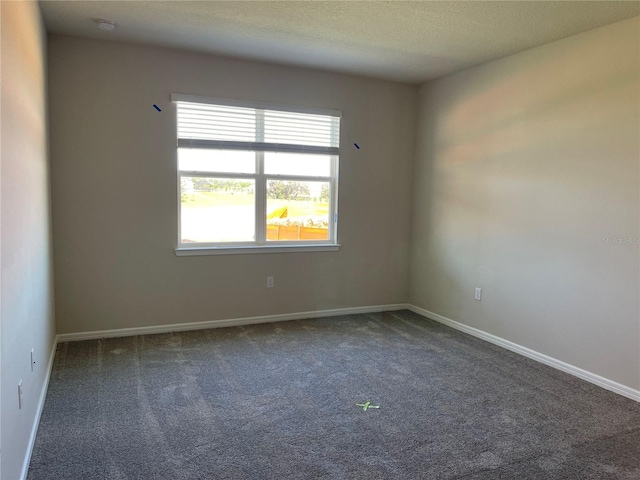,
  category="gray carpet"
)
[28,310,640,479]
